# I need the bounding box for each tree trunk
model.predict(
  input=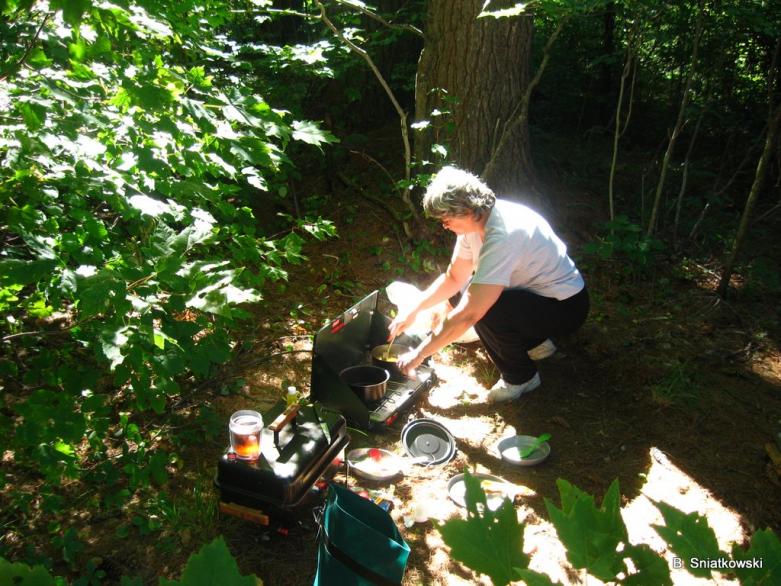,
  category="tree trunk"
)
[600,2,616,124]
[645,5,704,238]
[717,102,781,297]
[608,26,637,223]
[718,37,781,297]
[414,0,534,197]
